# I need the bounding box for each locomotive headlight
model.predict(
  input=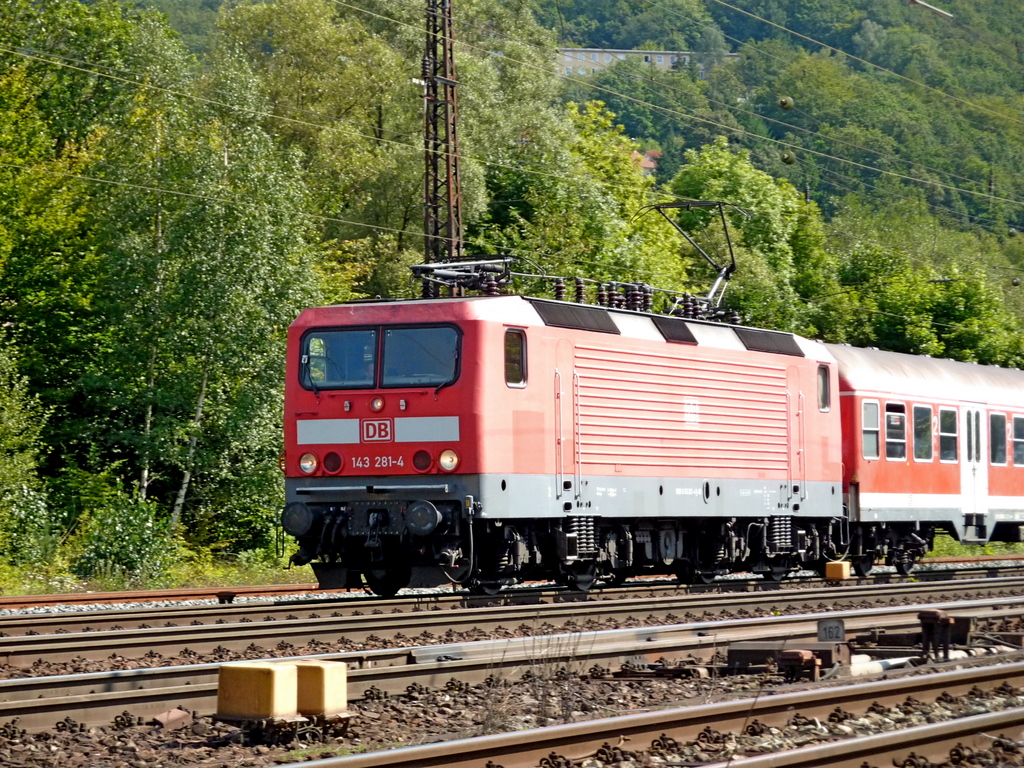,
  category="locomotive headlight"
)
[299,452,319,474]
[438,449,459,472]
[370,397,385,412]
[406,500,442,536]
